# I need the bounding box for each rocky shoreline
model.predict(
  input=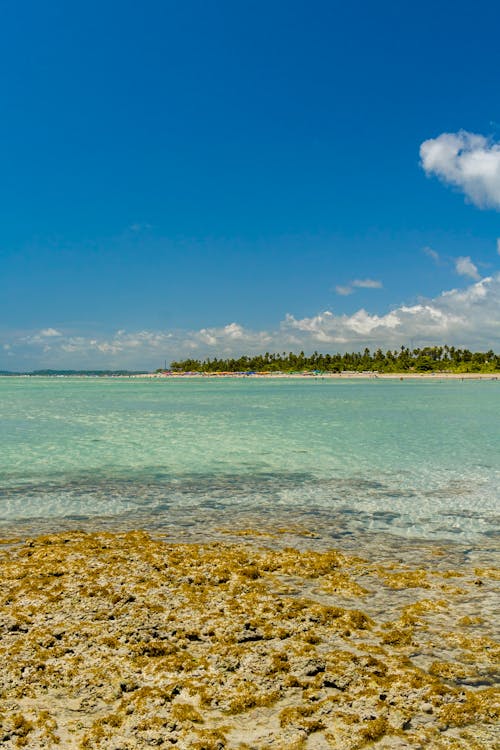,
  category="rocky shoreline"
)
[0,530,498,749]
